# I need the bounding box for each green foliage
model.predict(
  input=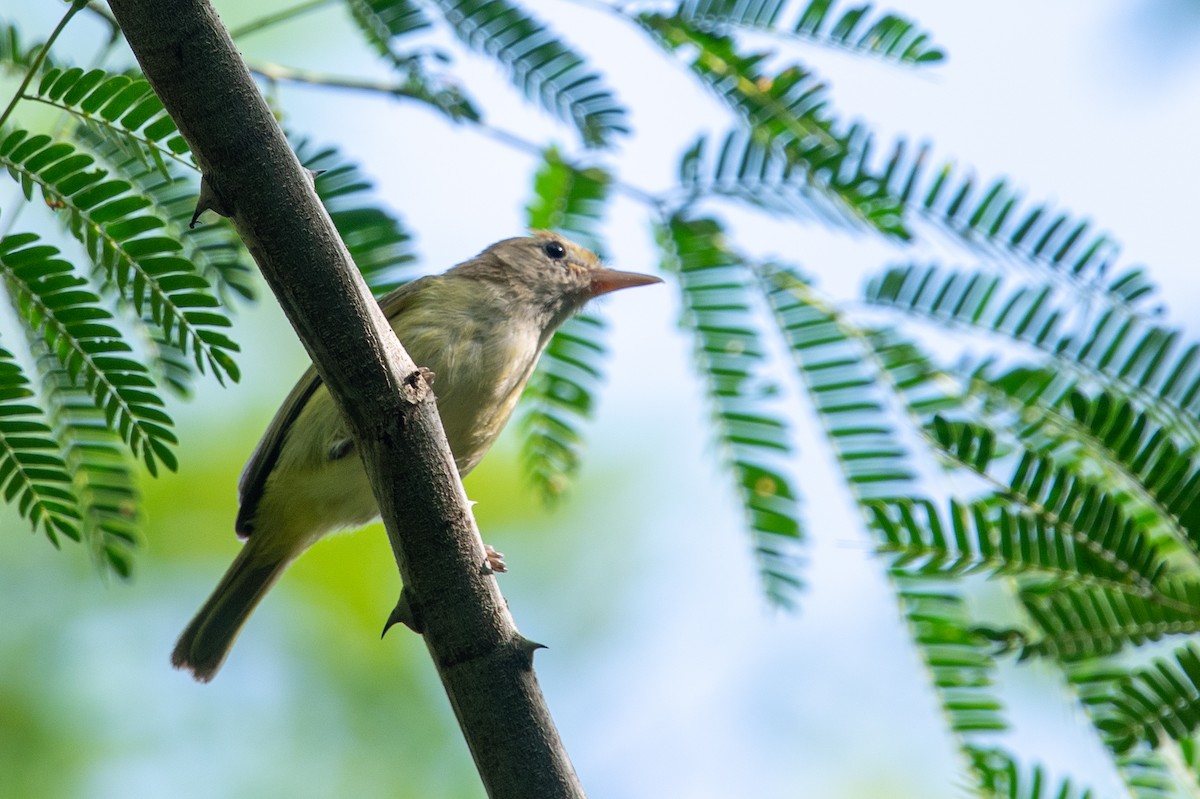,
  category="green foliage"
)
[297,140,421,296]
[428,0,629,147]
[873,148,1145,305]
[32,350,140,576]
[345,0,630,139]
[897,581,1006,736]
[759,263,1012,778]
[1068,663,1185,798]
[1087,643,1200,754]
[517,148,612,501]
[863,326,962,420]
[678,129,887,233]
[1022,582,1200,662]
[985,383,1200,561]
[72,126,254,395]
[1058,389,1200,539]
[1175,738,1200,794]
[641,11,838,152]
[972,750,1095,799]
[347,0,430,42]
[30,67,190,176]
[871,497,1162,592]
[0,231,177,474]
[0,21,52,73]
[0,344,80,543]
[657,214,803,603]
[866,265,1199,445]
[928,416,1167,592]
[677,0,946,65]
[0,47,425,570]
[523,148,610,257]
[762,264,915,499]
[644,12,908,238]
[344,0,480,121]
[78,125,255,305]
[0,56,230,568]
[0,128,239,385]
